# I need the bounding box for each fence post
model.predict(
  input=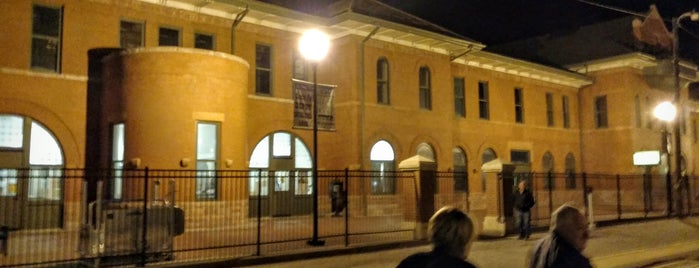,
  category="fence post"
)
[344,168,349,247]
[140,167,149,267]
[256,169,262,256]
[616,174,621,220]
[547,172,553,218]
